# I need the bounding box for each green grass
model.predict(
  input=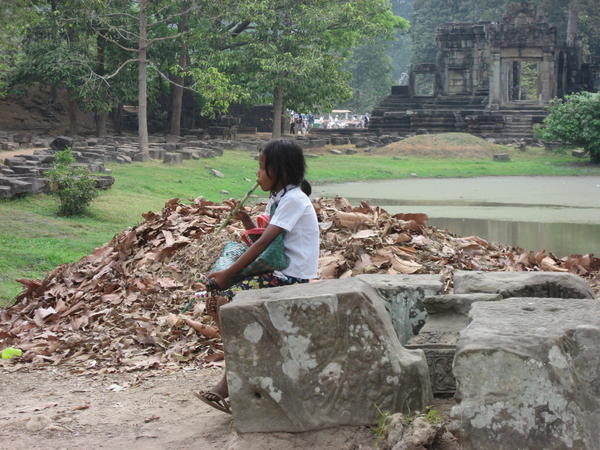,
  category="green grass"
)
[1,146,599,307]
